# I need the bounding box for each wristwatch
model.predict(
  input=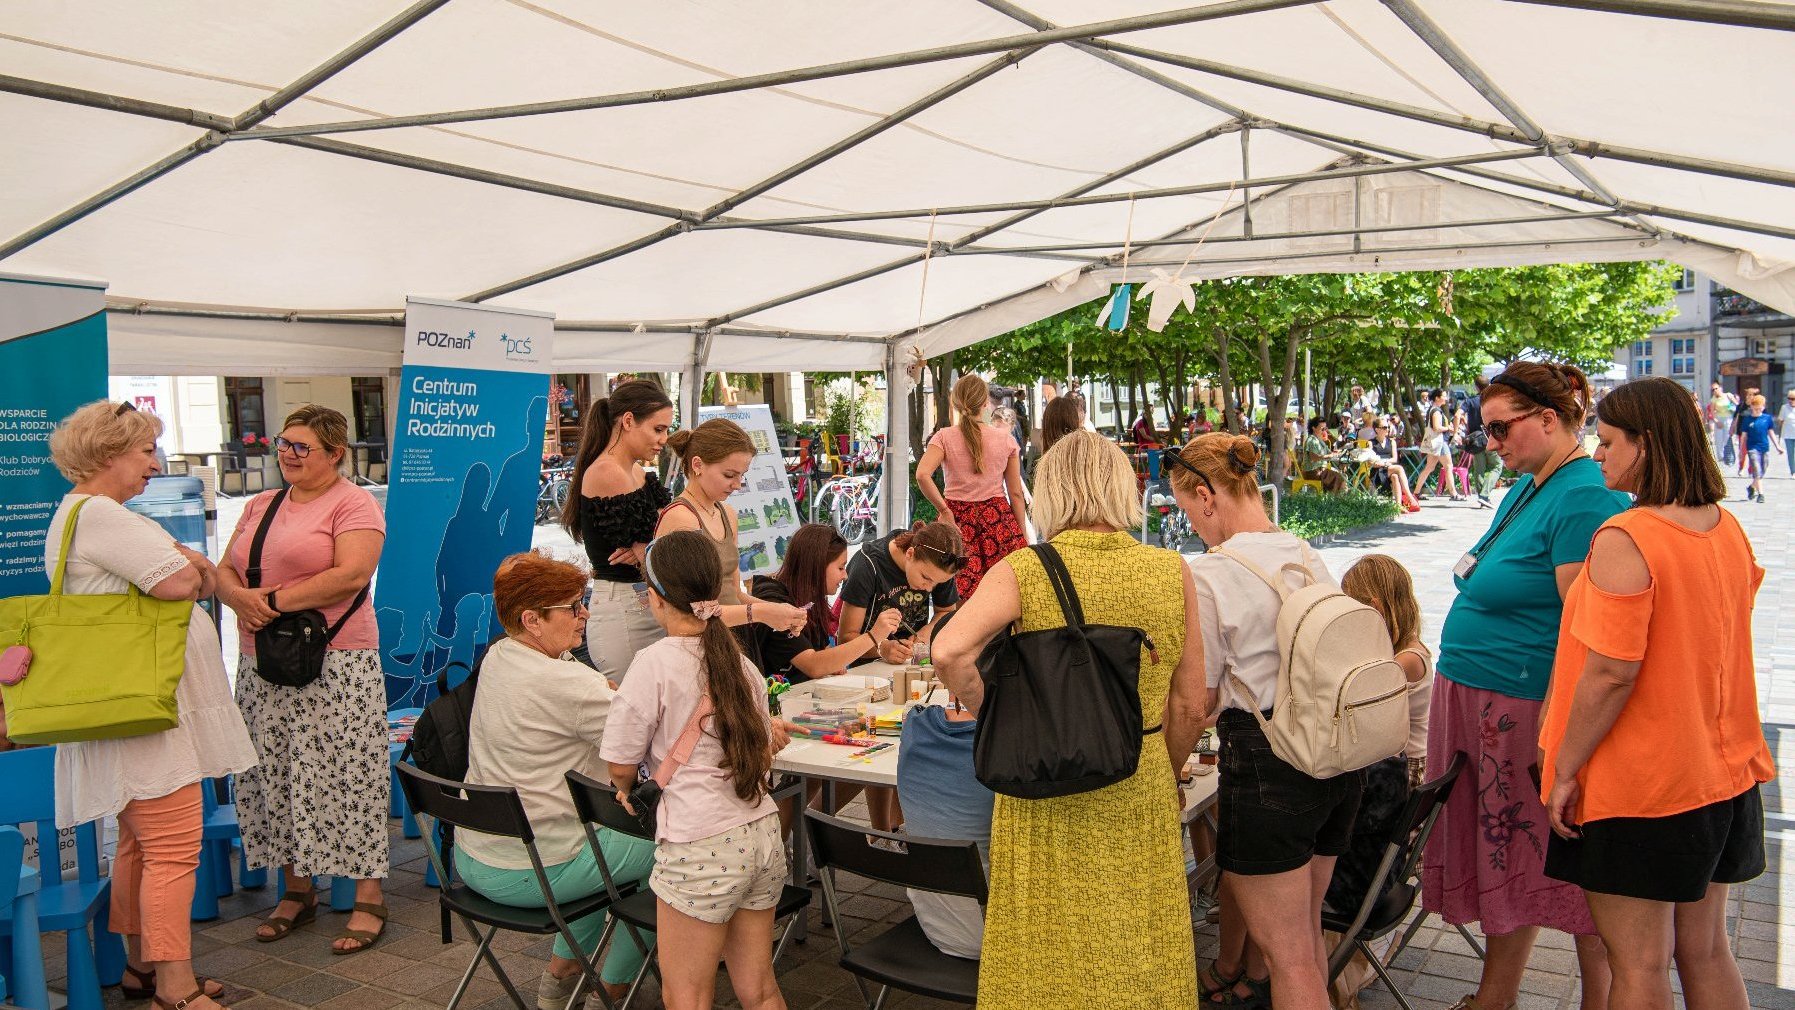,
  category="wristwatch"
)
[267,590,281,614]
